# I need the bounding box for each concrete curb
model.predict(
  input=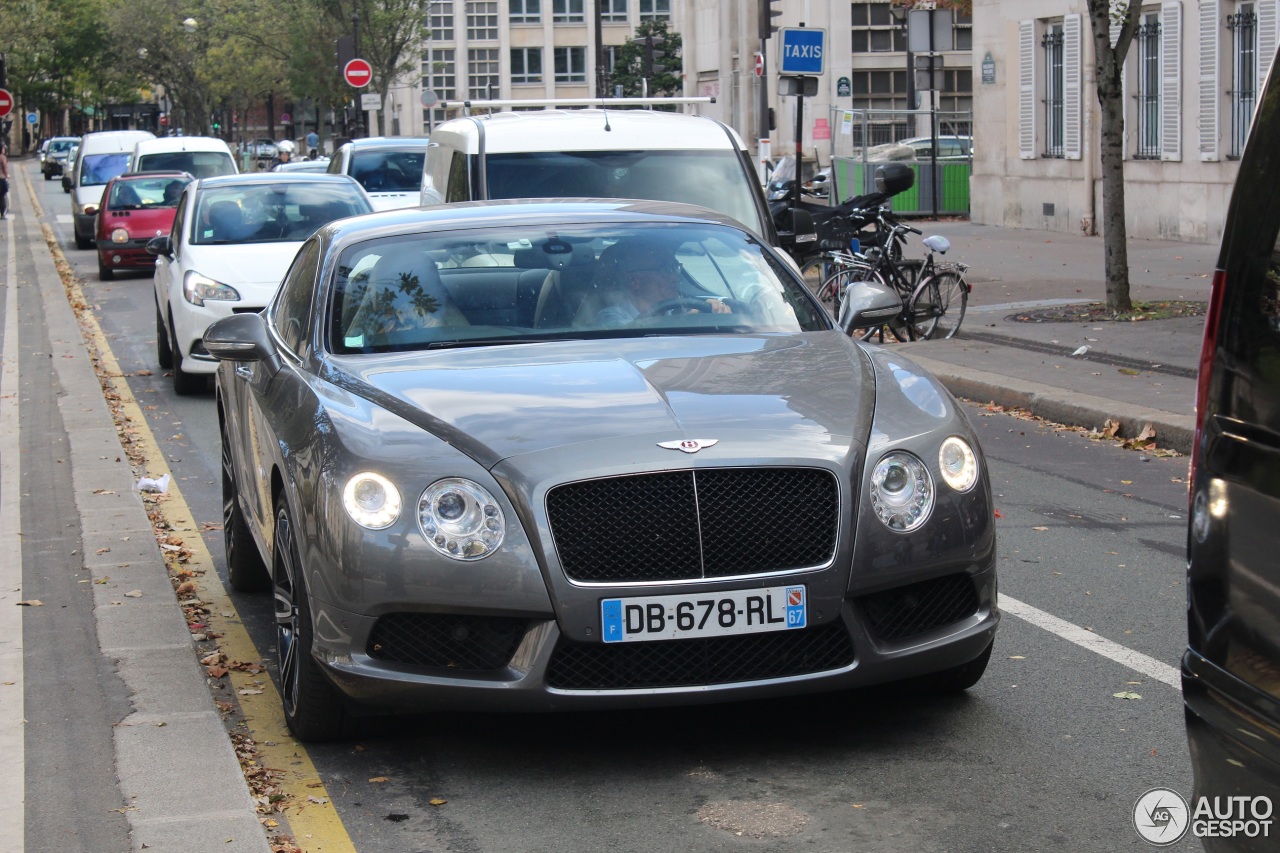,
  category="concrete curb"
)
[24,168,271,852]
[904,352,1197,455]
